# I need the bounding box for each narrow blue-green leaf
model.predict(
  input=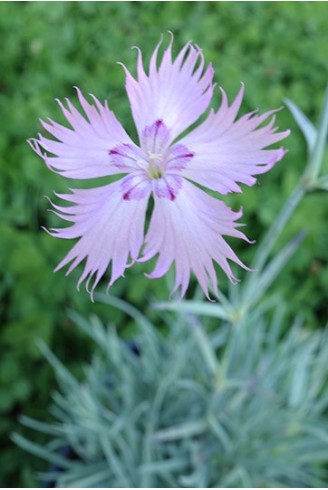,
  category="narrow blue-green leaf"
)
[37,340,79,390]
[101,435,132,487]
[95,293,154,331]
[139,457,189,474]
[288,344,313,407]
[315,174,328,191]
[207,414,233,452]
[307,83,328,180]
[59,467,113,488]
[284,98,317,155]
[19,415,62,436]
[152,419,207,442]
[11,434,75,470]
[153,300,229,321]
[244,231,305,308]
[192,321,220,377]
[250,186,304,273]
